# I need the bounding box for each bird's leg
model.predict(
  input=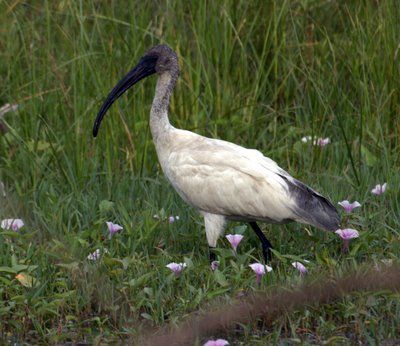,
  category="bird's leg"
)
[209,247,217,262]
[203,213,227,263]
[249,222,273,262]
